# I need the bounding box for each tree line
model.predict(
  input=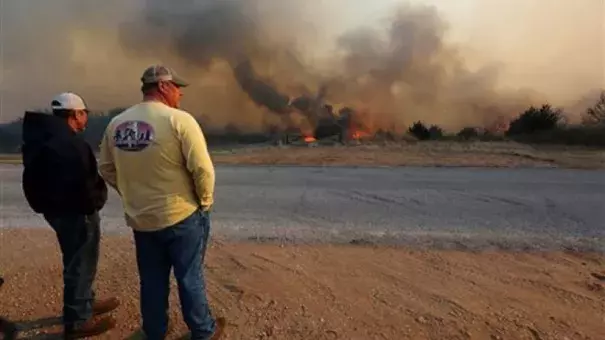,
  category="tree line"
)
[1,91,604,153]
